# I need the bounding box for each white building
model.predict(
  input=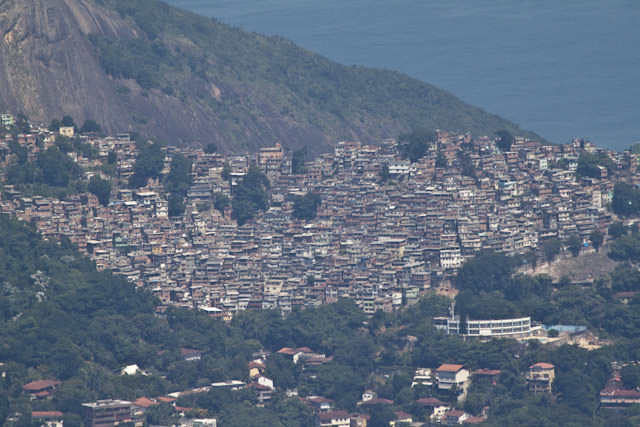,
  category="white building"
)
[411,368,434,387]
[466,317,533,338]
[440,247,463,269]
[435,364,470,395]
